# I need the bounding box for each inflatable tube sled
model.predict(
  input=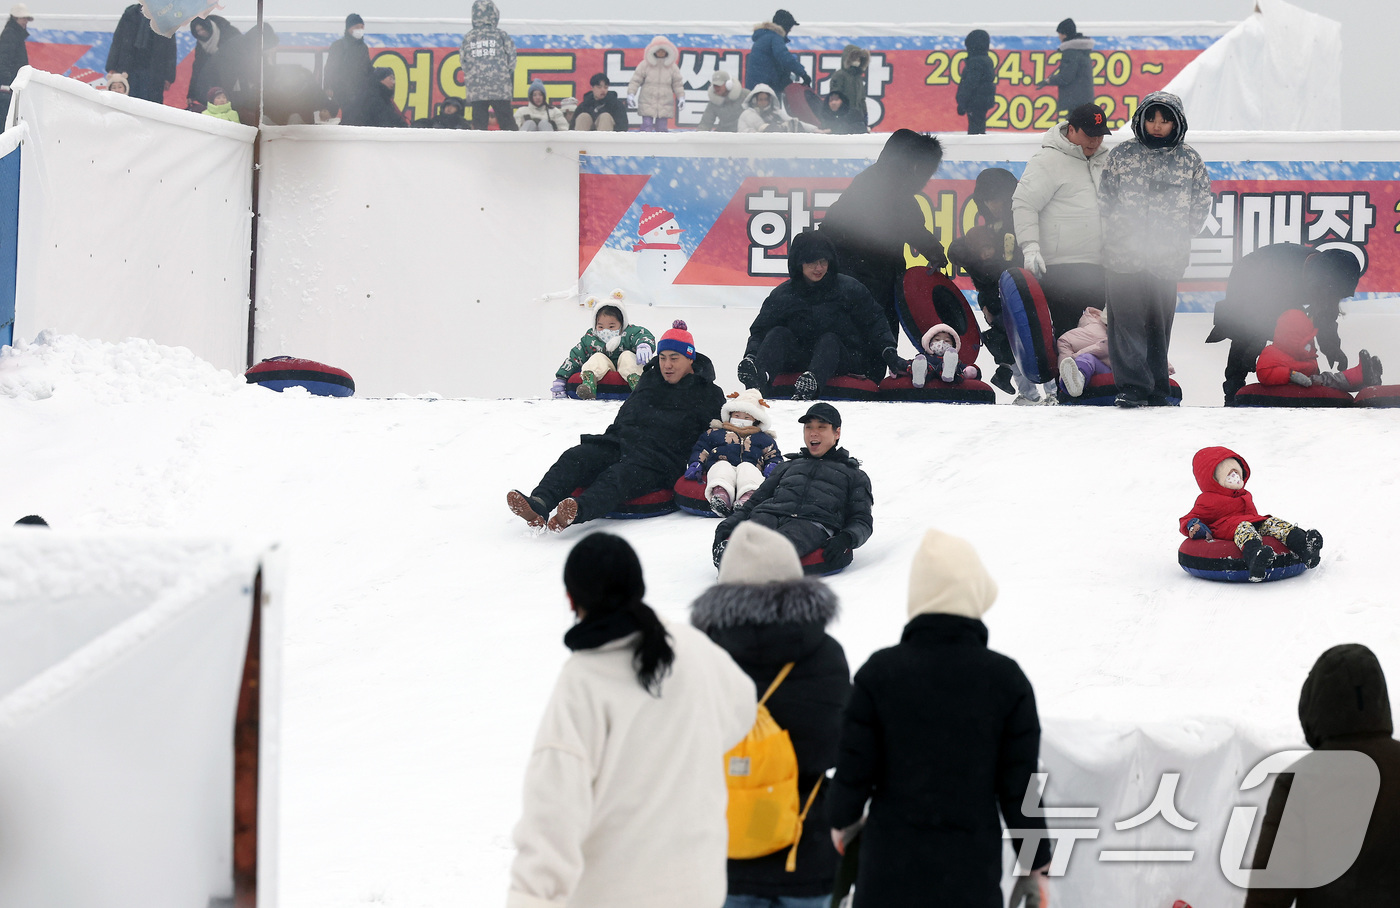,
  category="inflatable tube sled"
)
[1233,383,1354,408]
[768,373,880,401]
[1356,384,1400,408]
[245,356,355,397]
[1062,373,1183,406]
[783,83,823,127]
[998,268,1057,384]
[895,268,982,366]
[1178,537,1308,583]
[570,486,677,519]
[566,370,632,400]
[800,547,846,577]
[673,477,720,517]
[878,375,996,404]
